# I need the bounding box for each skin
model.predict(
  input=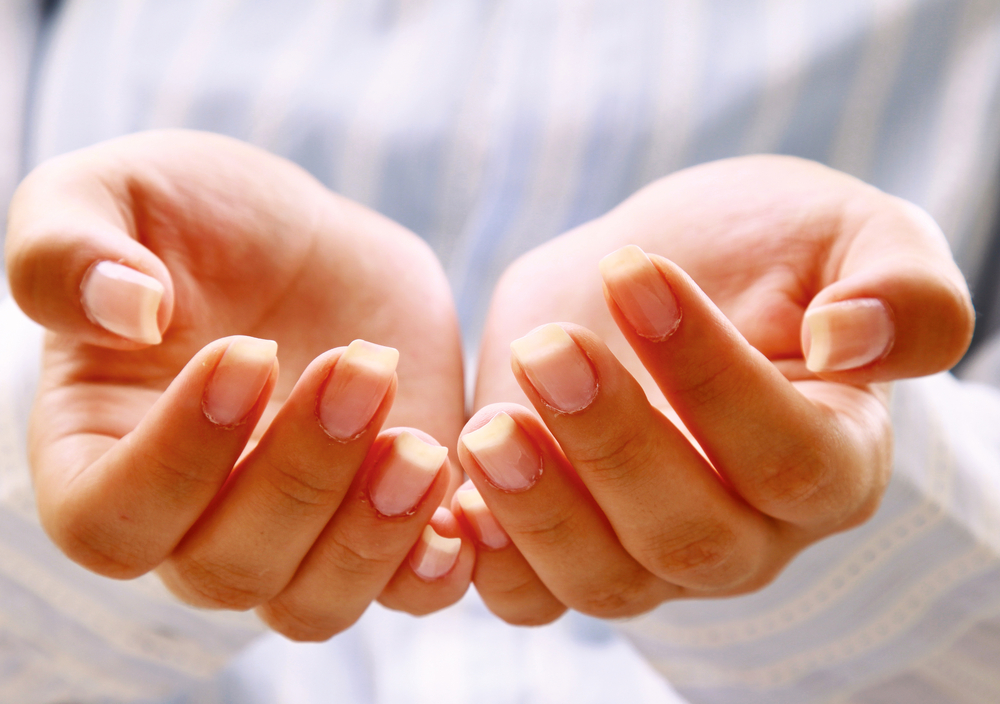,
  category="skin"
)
[7,137,975,636]
[459,155,974,624]
[5,131,471,641]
